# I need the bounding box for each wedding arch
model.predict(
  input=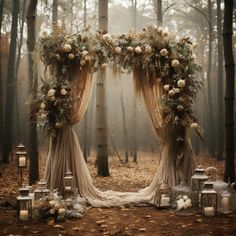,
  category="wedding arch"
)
[33,25,203,207]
